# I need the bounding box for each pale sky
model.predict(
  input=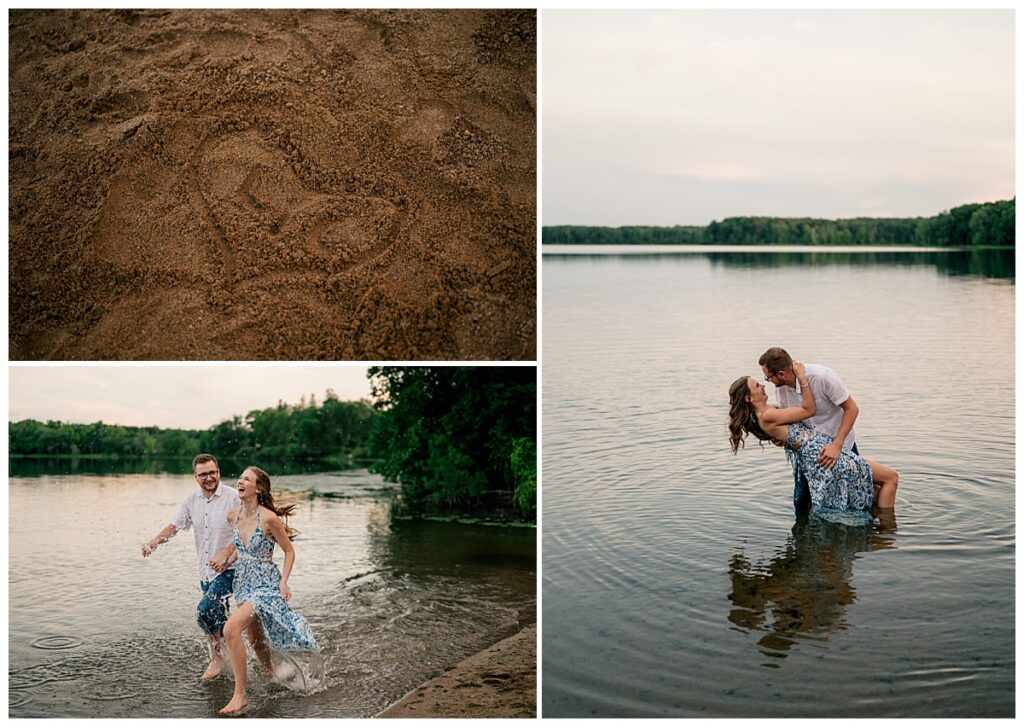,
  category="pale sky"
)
[543,9,1015,226]
[9,366,372,430]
